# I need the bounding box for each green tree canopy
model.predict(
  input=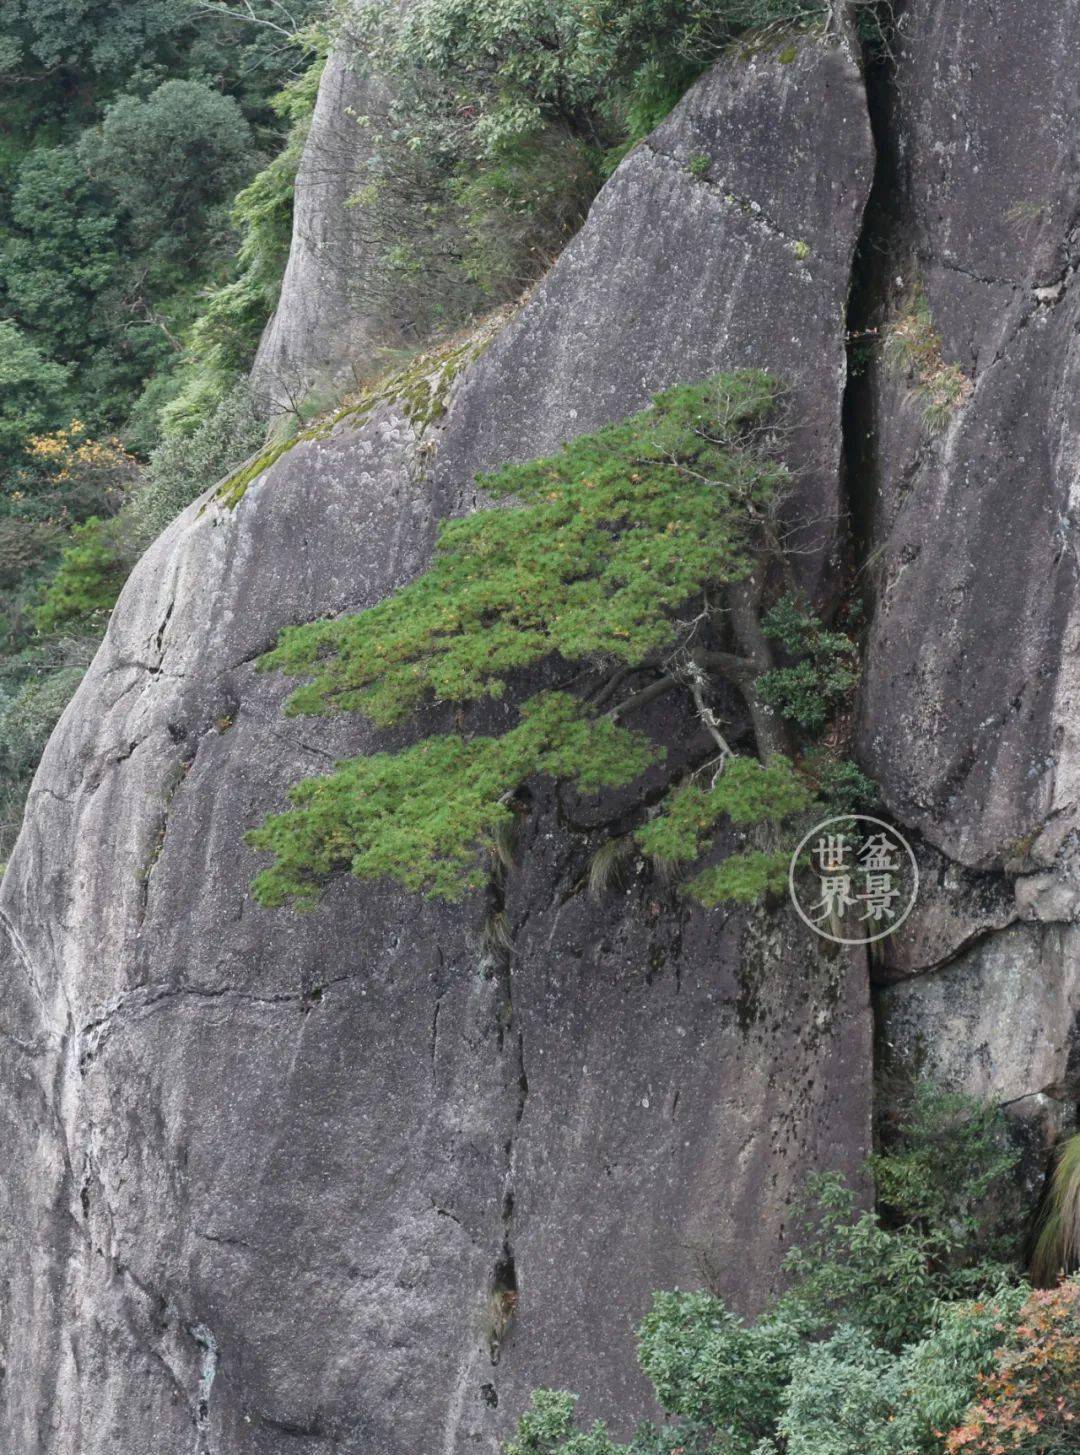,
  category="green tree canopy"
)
[78,79,256,257]
[0,0,179,77]
[0,321,69,455]
[3,146,121,358]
